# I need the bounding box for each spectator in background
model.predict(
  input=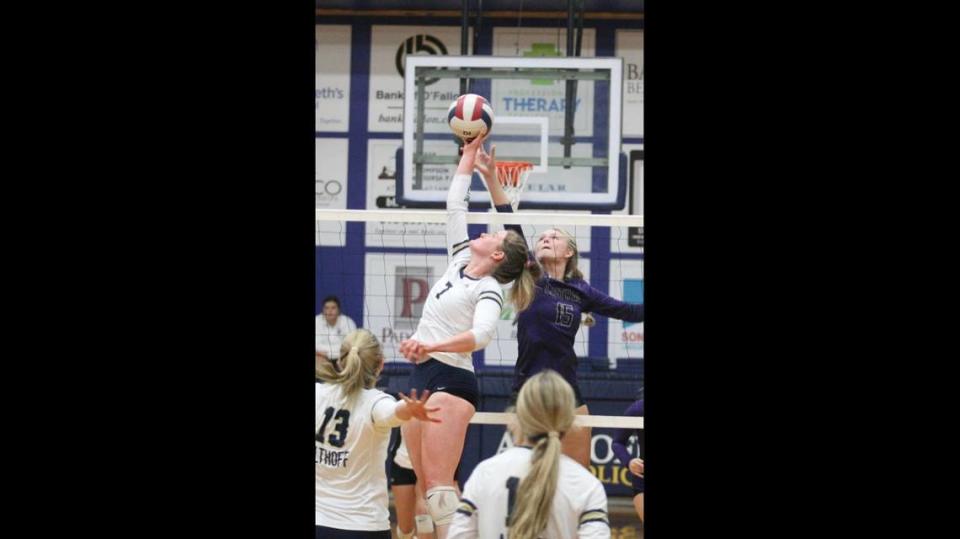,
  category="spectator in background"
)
[611,399,644,524]
[316,295,357,365]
